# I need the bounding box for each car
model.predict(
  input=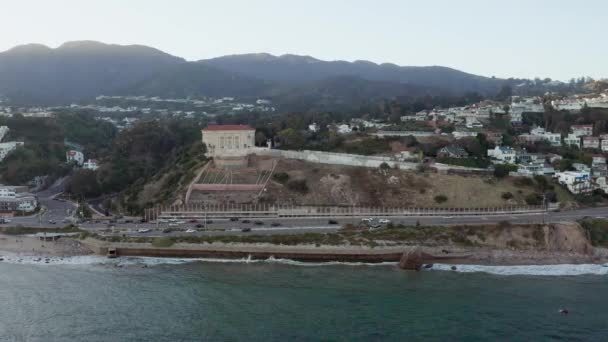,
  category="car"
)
[162,228,173,234]
[48,220,56,224]
[195,223,204,229]
[0,218,10,224]
[185,229,196,233]
[271,222,281,227]
[189,219,198,223]
[241,227,252,233]
[230,217,239,222]
[204,219,213,224]
[168,222,179,227]
[241,219,251,224]
[328,219,339,225]
[137,228,151,233]
[254,221,264,225]
[361,218,373,223]
[379,219,391,224]
[124,219,133,224]
[109,219,116,224]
